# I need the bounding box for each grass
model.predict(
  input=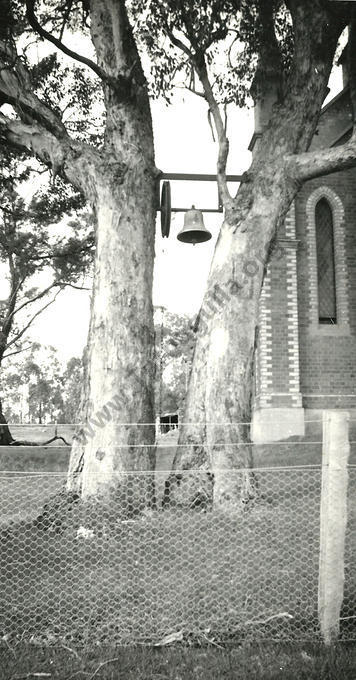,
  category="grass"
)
[0,468,355,647]
[1,641,356,679]
[0,431,356,677]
